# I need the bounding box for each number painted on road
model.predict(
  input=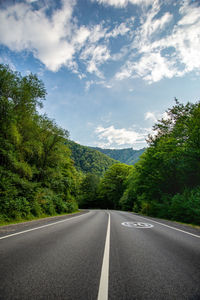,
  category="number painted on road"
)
[121,222,154,228]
